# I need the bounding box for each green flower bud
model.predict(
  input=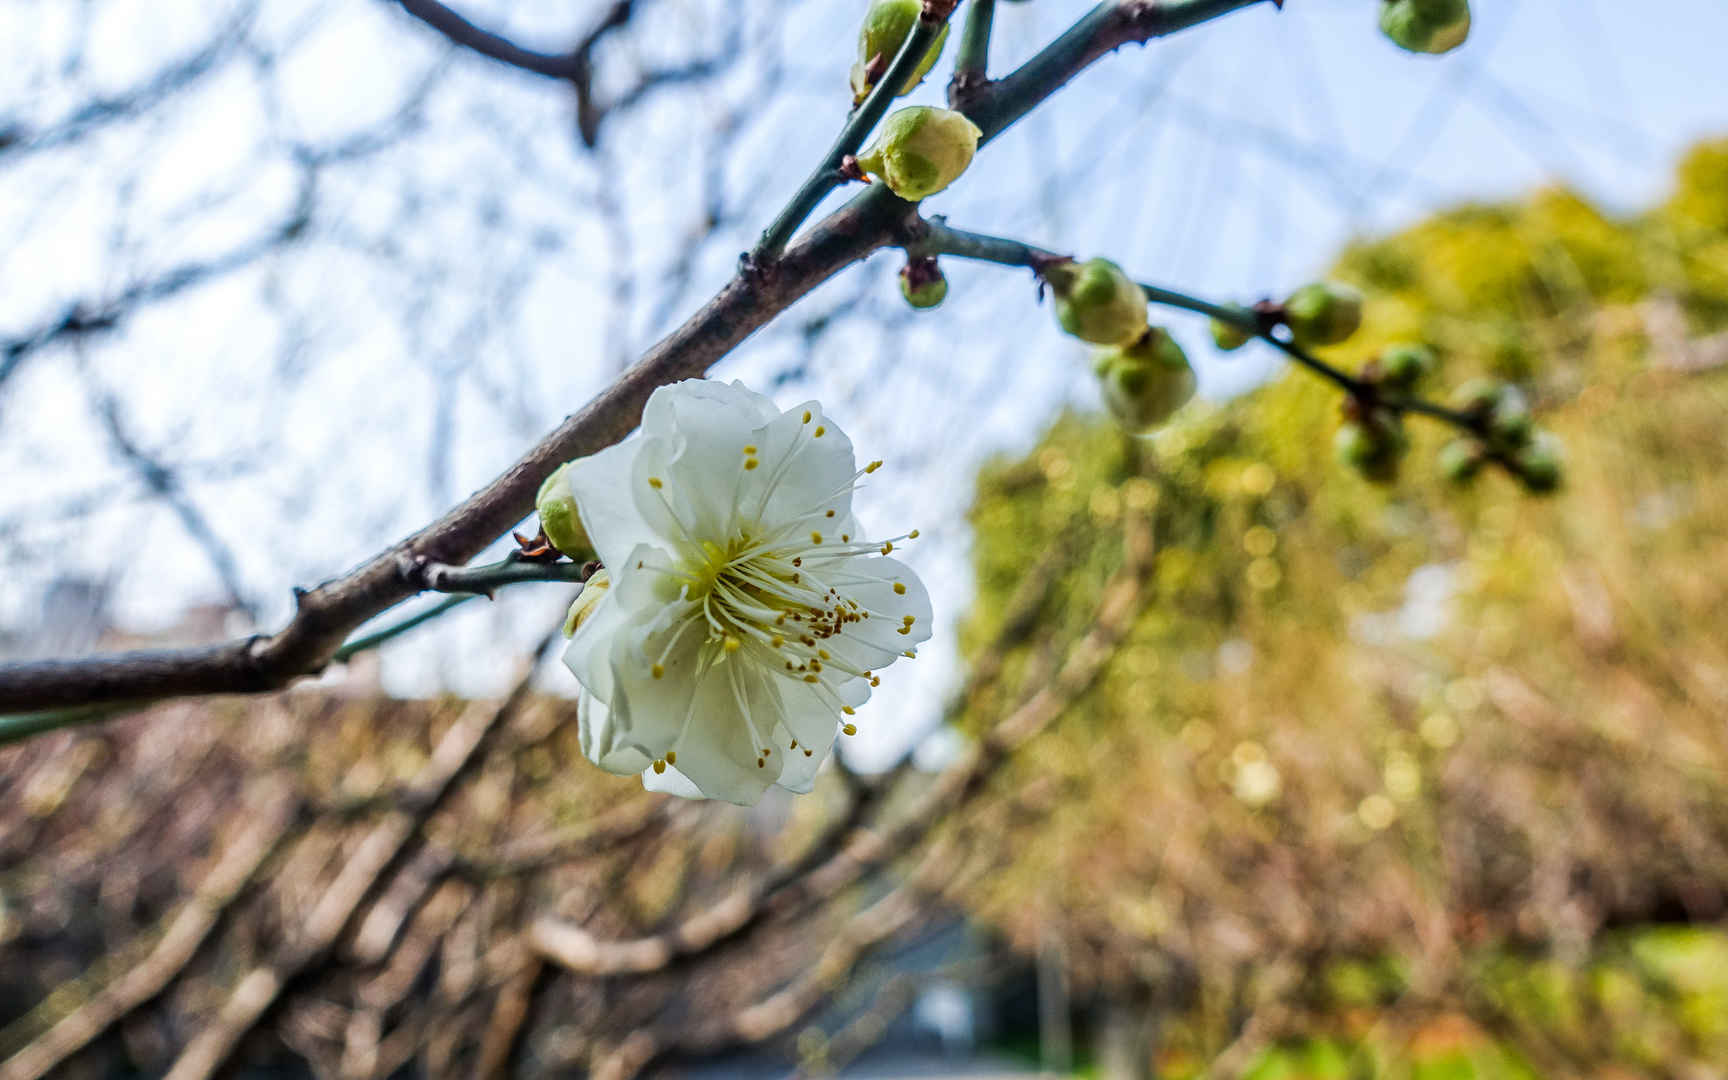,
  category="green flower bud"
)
[1333,411,1407,483]
[1449,376,1503,416]
[1210,310,1255,352]
[1376,344,1437,391]
[562,570,610,638]
[1095,328,1196,434]
[536,463,592,558]
[849,0,950,105]
[1437,438,1483,486]
[1514,432,1563,494]
[1044,257,1149,346]
[1380,0,1471,56]
[899,257,947,310]
[1488,385,1533,447]
[1282,282,1364,348]
[855,106,981,201]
